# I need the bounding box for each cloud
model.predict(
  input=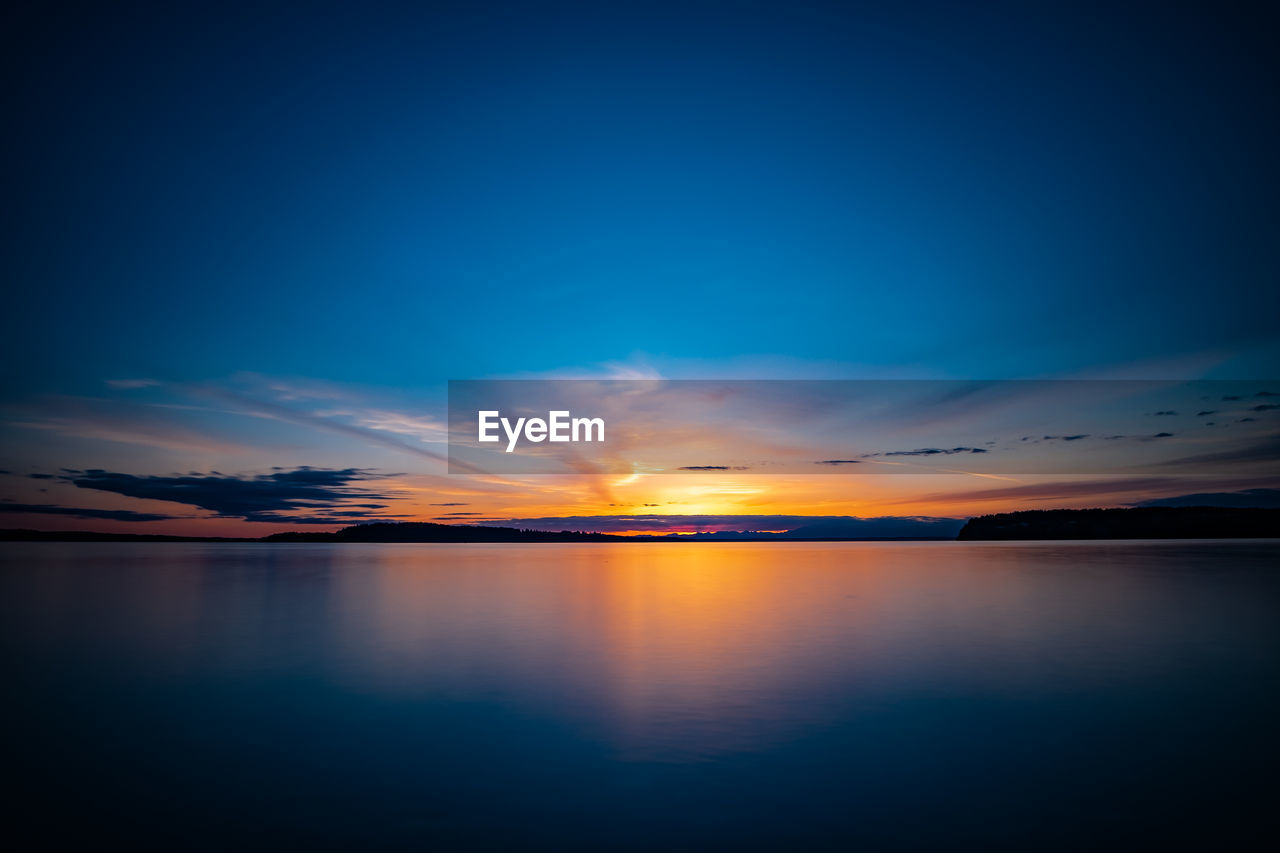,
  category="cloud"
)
[96,373,465,467]
[62,467,398,524]
[1252,404,1279,412]
[3,395,255,454]
[1152,411,1178,416]
[676,465,750,470]
[1134,488,1280,509]
[0,502,176,522]
[1157,434,1280,469]
[105,379,161,389]
[193,386,461,467]
[870,447,989,457]
[1197,410,1217,416]
[343,409,448,442]
[901,477,1226,506]
[815,459,862,466]
[429,502,469,506]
